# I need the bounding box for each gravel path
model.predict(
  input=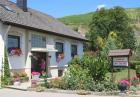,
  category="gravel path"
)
[0,89,119,97]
